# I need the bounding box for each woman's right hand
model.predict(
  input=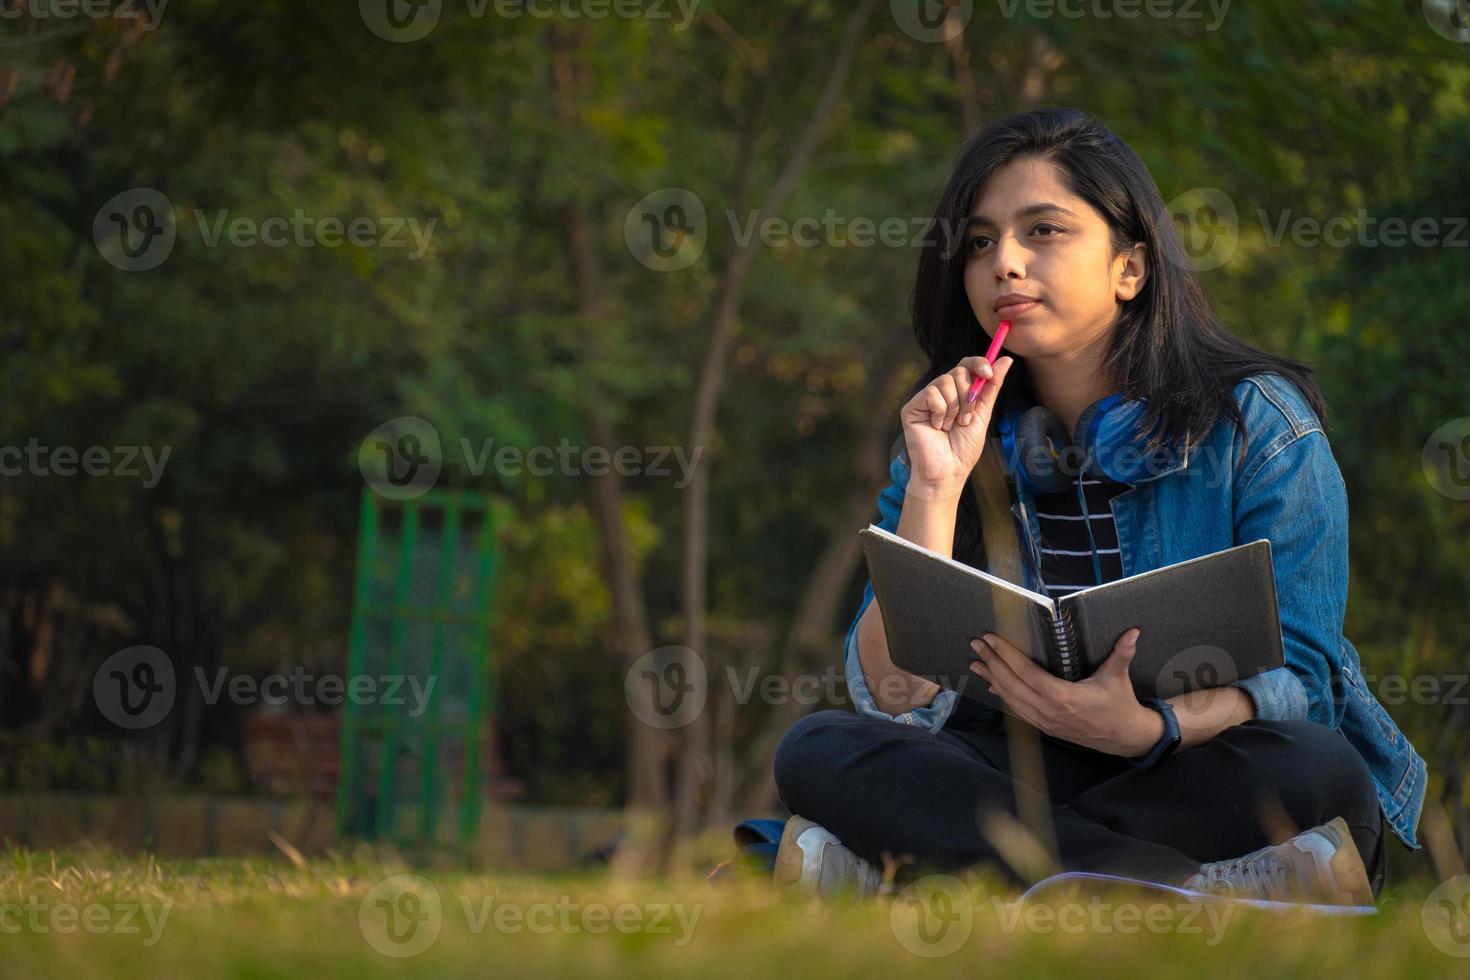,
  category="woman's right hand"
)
[899,354,1014,499]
